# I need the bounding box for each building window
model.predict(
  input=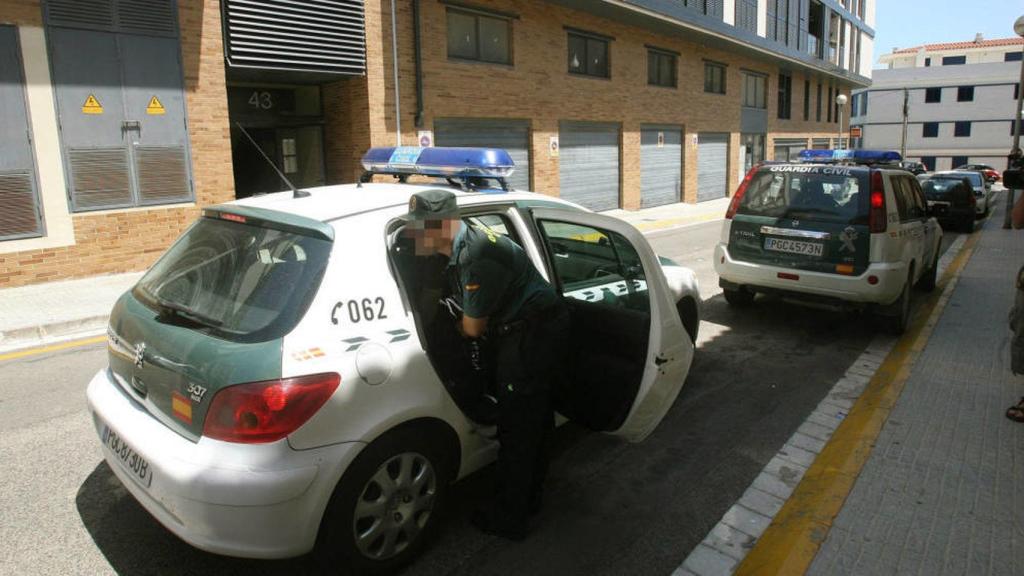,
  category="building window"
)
[735,0,758,34]
[446,8,512,65]
[647,48,677,88]
[919,156,936,171]
[1015,83,1020,100]
[951,155,969,168]
[957,86,974,102]
[860,91,868,115]
[827,86,833,122]
[704,62,726,94]
[816,82,822,121]
[925,87,941,103]
[567,30,610,78]
[954,121,971,137]
[742,72,767,108]
[924,57,931,67]
[922,122,939,138]
[942,55,966,65]
[1007,51,1023,62]
[808,1,824,59]
[803,79,810,120]
[777,71,792,119]
[850,93,858,118]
